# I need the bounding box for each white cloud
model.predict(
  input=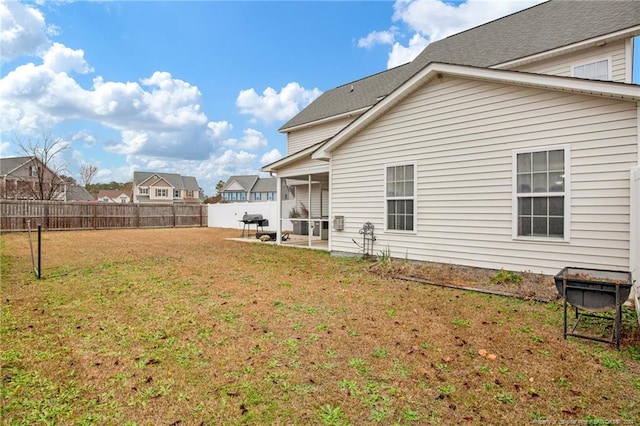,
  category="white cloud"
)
[207,120,233,139]
[70,129,97,144]
[393,0,542,42]
[357,29,396,49]
[261,148,282,165]
[237,82,322,124]
[43,42,93,74]
[374,0,544,68]
[0,0,50,63]
[387,33,428,68]
[223,128,267,151]
[0,140,10,156]
[0,42,217,160]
